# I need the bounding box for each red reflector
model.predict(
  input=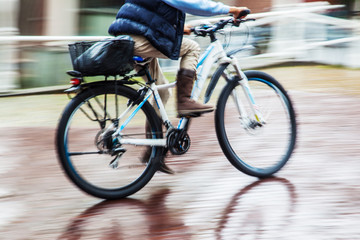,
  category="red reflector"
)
[70,78,81,85]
